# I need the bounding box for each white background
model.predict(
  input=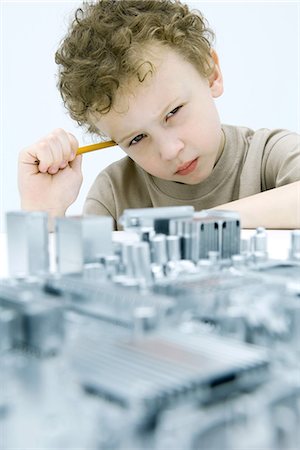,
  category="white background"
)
[1,0,299,232]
